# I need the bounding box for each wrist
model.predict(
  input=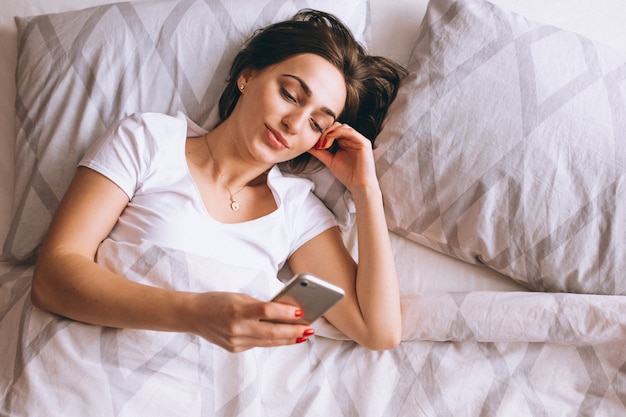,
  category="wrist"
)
[350,182,382,206]
[169,291,200,334]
